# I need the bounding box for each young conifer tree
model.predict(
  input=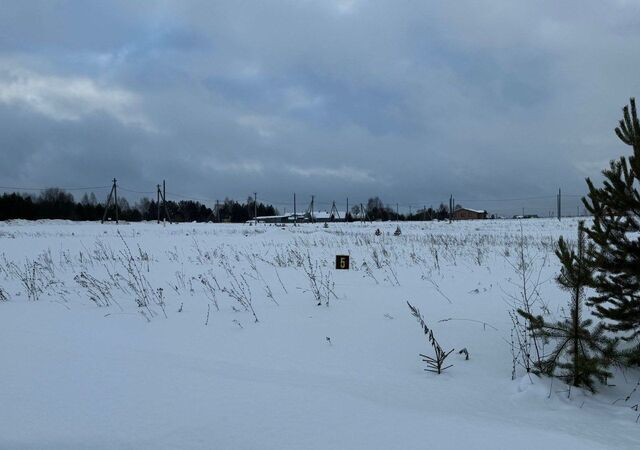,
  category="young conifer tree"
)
[582,98,640,362]
[519,223,617,392]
